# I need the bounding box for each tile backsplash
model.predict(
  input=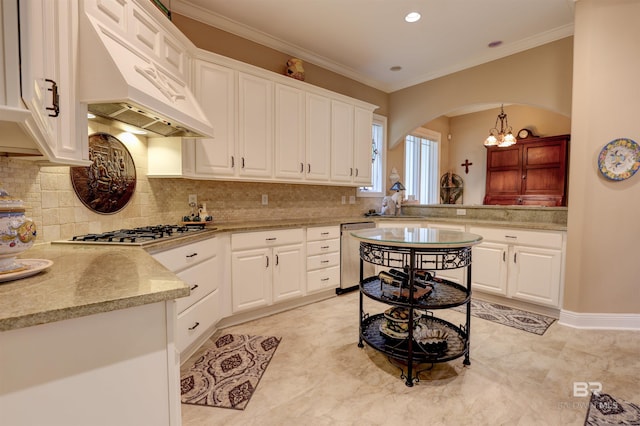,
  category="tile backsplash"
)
[1,127,380,243]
